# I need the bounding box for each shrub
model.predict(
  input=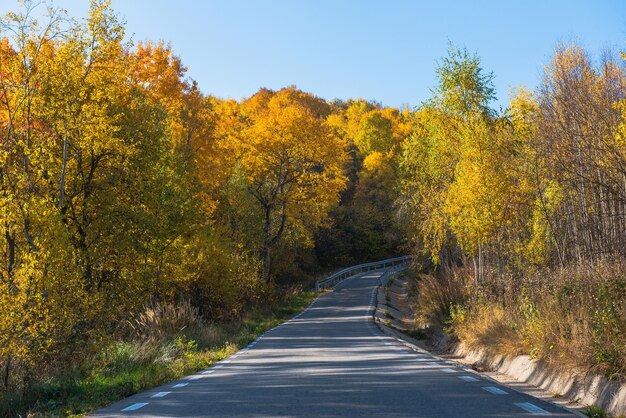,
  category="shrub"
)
[427,260,626,378]
[414,265,473,329]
